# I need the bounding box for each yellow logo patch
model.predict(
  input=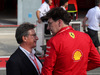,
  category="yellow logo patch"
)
[69,32,75,38]
[72,50,83,61]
